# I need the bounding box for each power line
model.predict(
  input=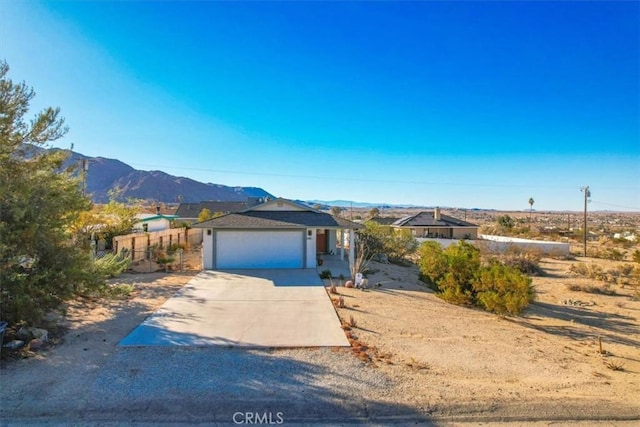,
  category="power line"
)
[127,162,621,191]
[590,200,640,211]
